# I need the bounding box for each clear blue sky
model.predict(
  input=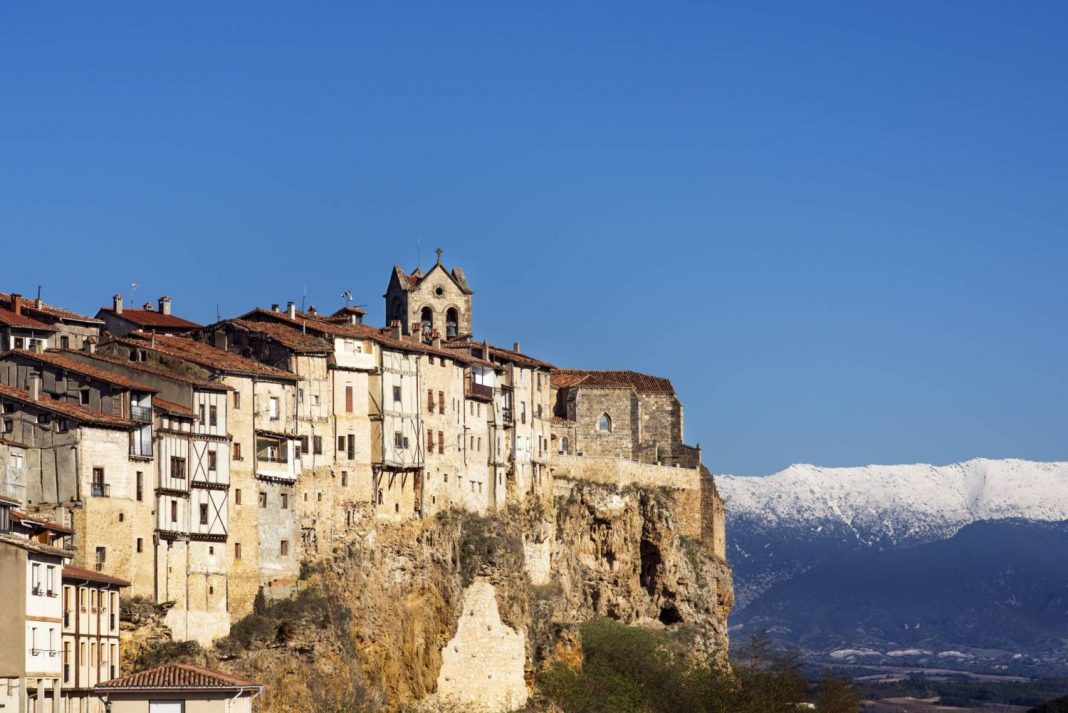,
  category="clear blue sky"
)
[2,3,1066,475]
